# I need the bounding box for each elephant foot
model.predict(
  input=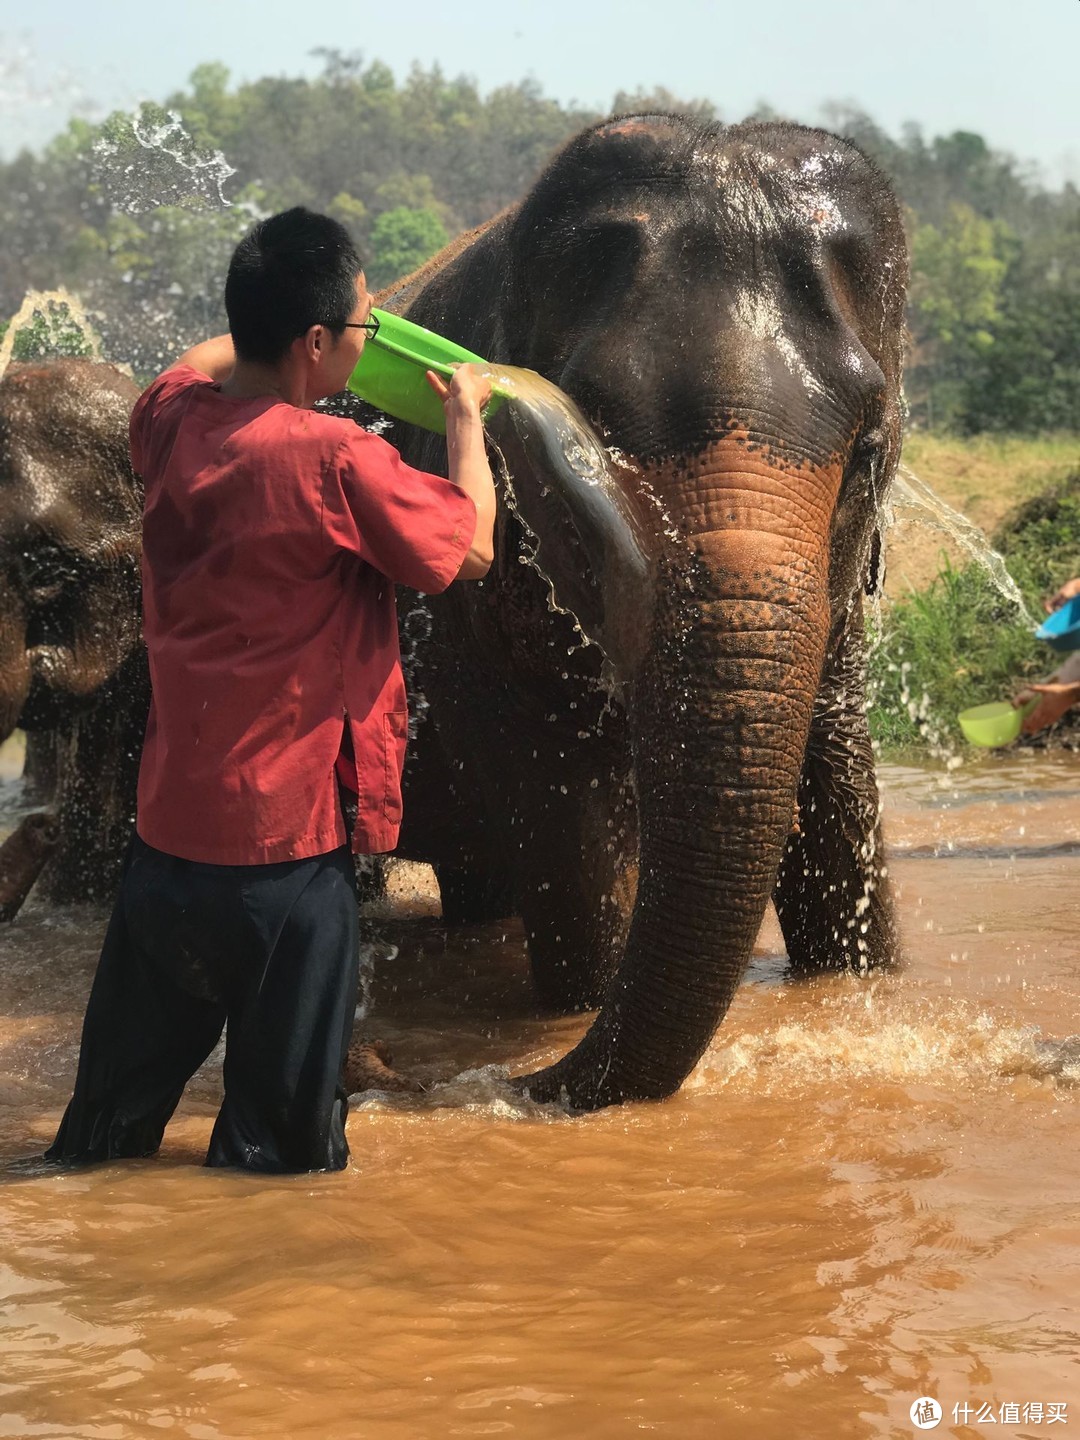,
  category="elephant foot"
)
[343,1037,425,1097]
[513,1057,624,1111]
[0,811,60,922]
[513,1047,669,1112]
